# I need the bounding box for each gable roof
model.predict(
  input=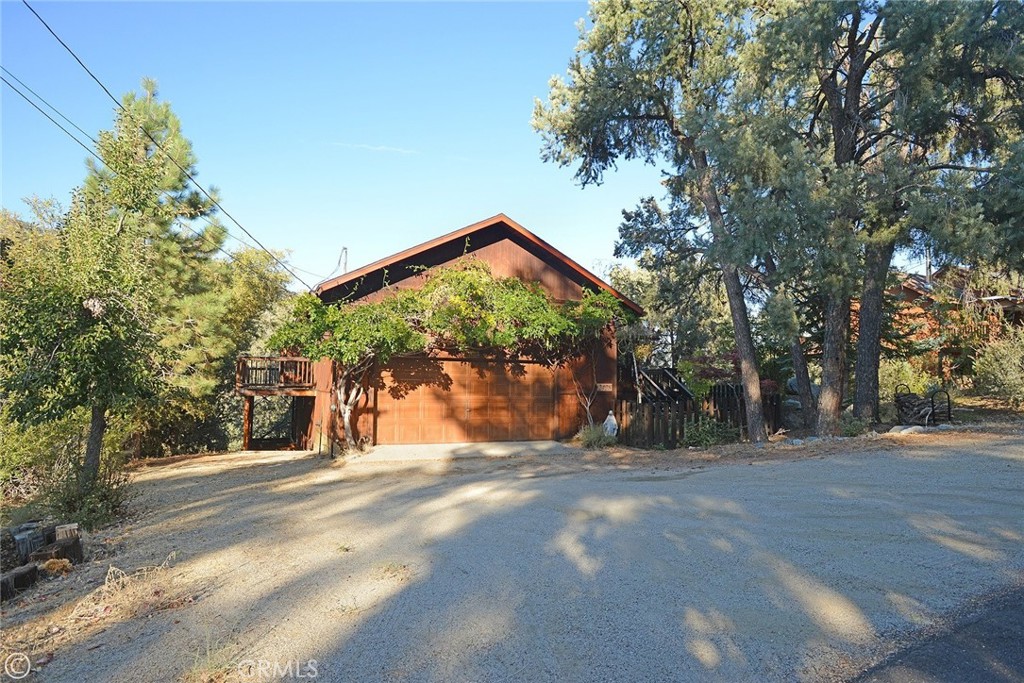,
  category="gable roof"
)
[314,213,645,315]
